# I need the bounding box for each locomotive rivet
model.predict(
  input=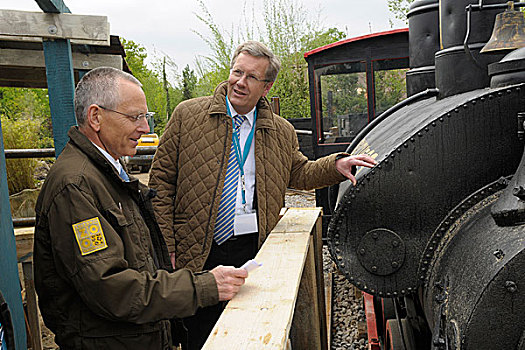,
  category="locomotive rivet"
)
[463,104,468,109]
[426,254,431,258]
[439,117,444,122]
[371,289,375,293]
[493,249,504,259]
[418,132,423,137]
[377,165,382,169]
[505,281,517,293]
[489,94,494,99]
[340,263,345,267]
[420,275,425,280]
[498,92,503,97]
[386,292,391,297]
[421,267,427,271]
[371,266,378,272]
[444,221,449,225]
[432,122,436,127]
[356,282,362,287]
[372,232,378,239]
[429,247,433,251]
[391,153,395,158]
[440,228,446,232]
[392,240,399,247]
[488,187,492,191]
[391,261,399,268]
[336,248,341,253]
[359,248,366,255]
[425,127,429,132]
[351,194,356,199]
[401,290,406,294]
[410,138,415,142]
[404,143,408,148]
[356,188,360,192]
[471,100,476,105]
[454,108,459,113]
[423,261,429,265]
[447,113,451,118]
[435,233,441,238]
[335,234,340,239]
[384,159,389,164]
[432,240,436,244]
[372,170,375,175]
[379,292,383,296]
[337,255,342,261]
[507,89,512,94]
[397,148,402,153]
[349,276,354,281]
[407,287,412,292]
[481,97,485,101]
[449,216,454,220]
